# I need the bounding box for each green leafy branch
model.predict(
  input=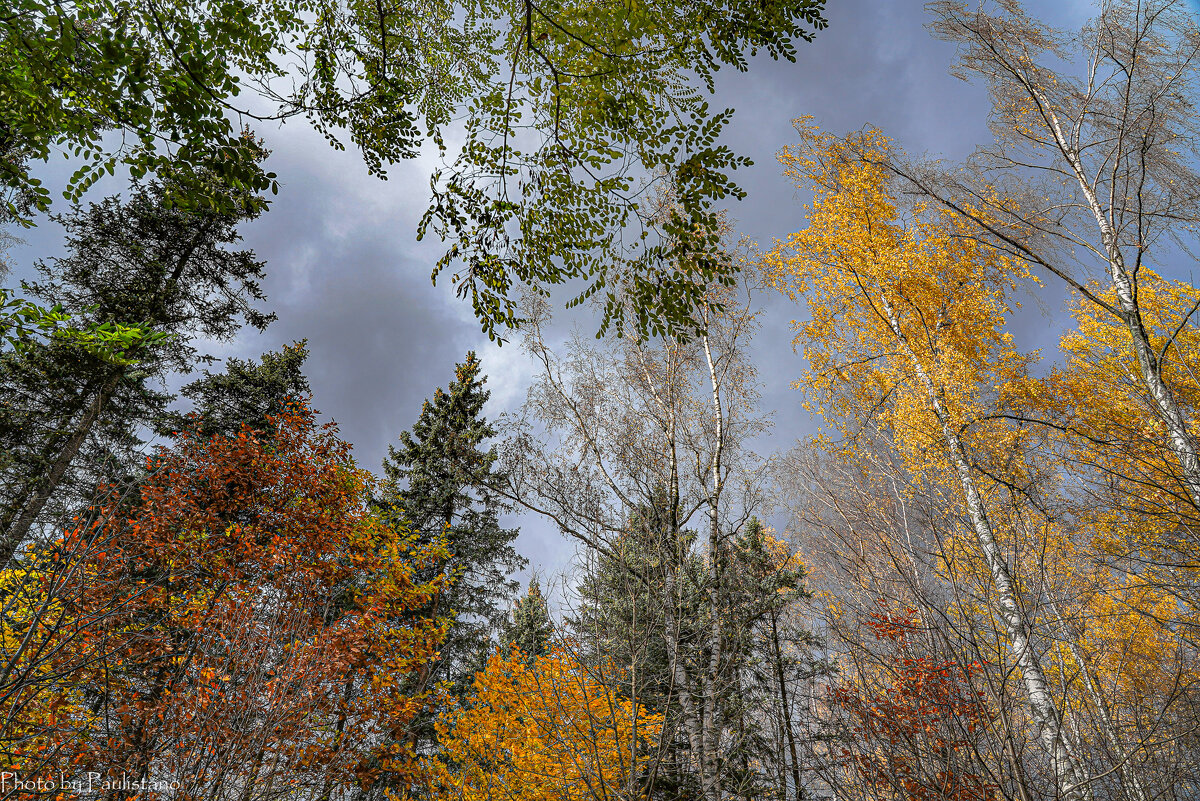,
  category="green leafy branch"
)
[1,287,171,365]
